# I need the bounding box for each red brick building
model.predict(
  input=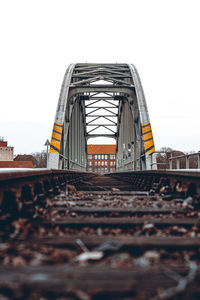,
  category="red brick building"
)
[0,139,14,161]
[14,155,37,168]
[0,161,34,168]
[87,145,116,173]
[0,138,34,168]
